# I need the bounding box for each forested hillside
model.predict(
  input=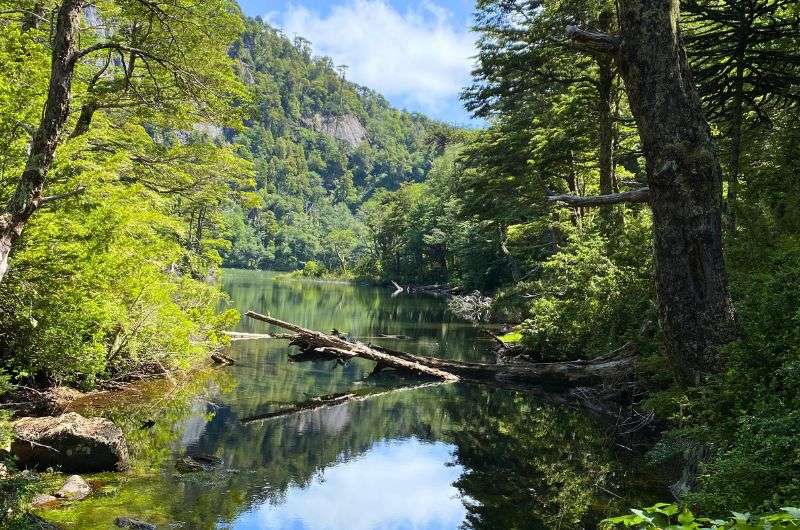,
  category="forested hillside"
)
[222,18,442,271]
